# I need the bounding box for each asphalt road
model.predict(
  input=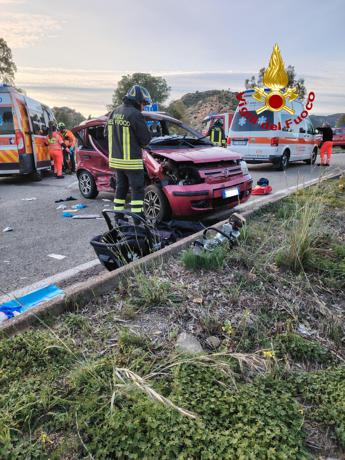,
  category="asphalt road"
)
[1,152,345,296]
